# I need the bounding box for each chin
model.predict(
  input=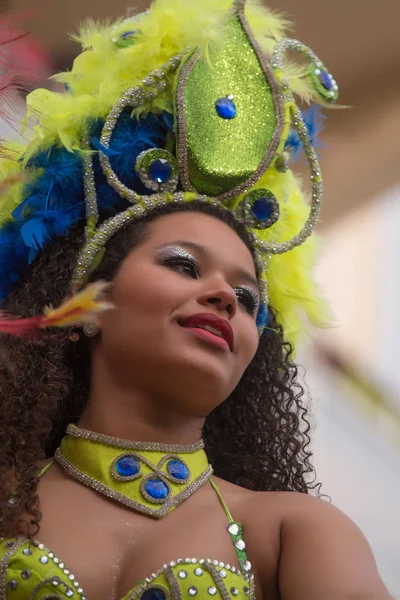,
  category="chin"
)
[164,350,236,408]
